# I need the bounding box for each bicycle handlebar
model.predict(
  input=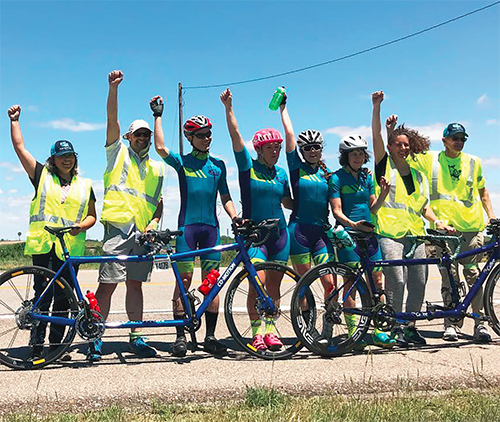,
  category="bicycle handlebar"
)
[406,229,463,260]
[231,218,280,247]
